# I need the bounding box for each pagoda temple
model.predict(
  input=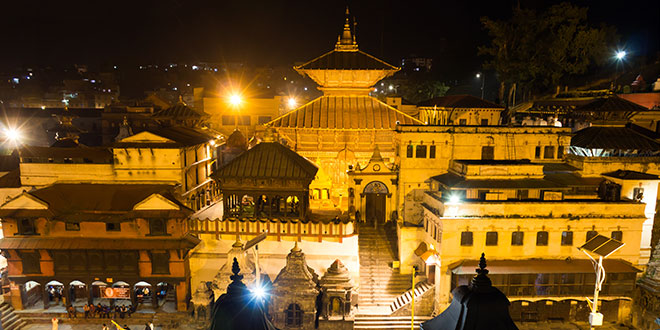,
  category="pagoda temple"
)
[266,8,422,205]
